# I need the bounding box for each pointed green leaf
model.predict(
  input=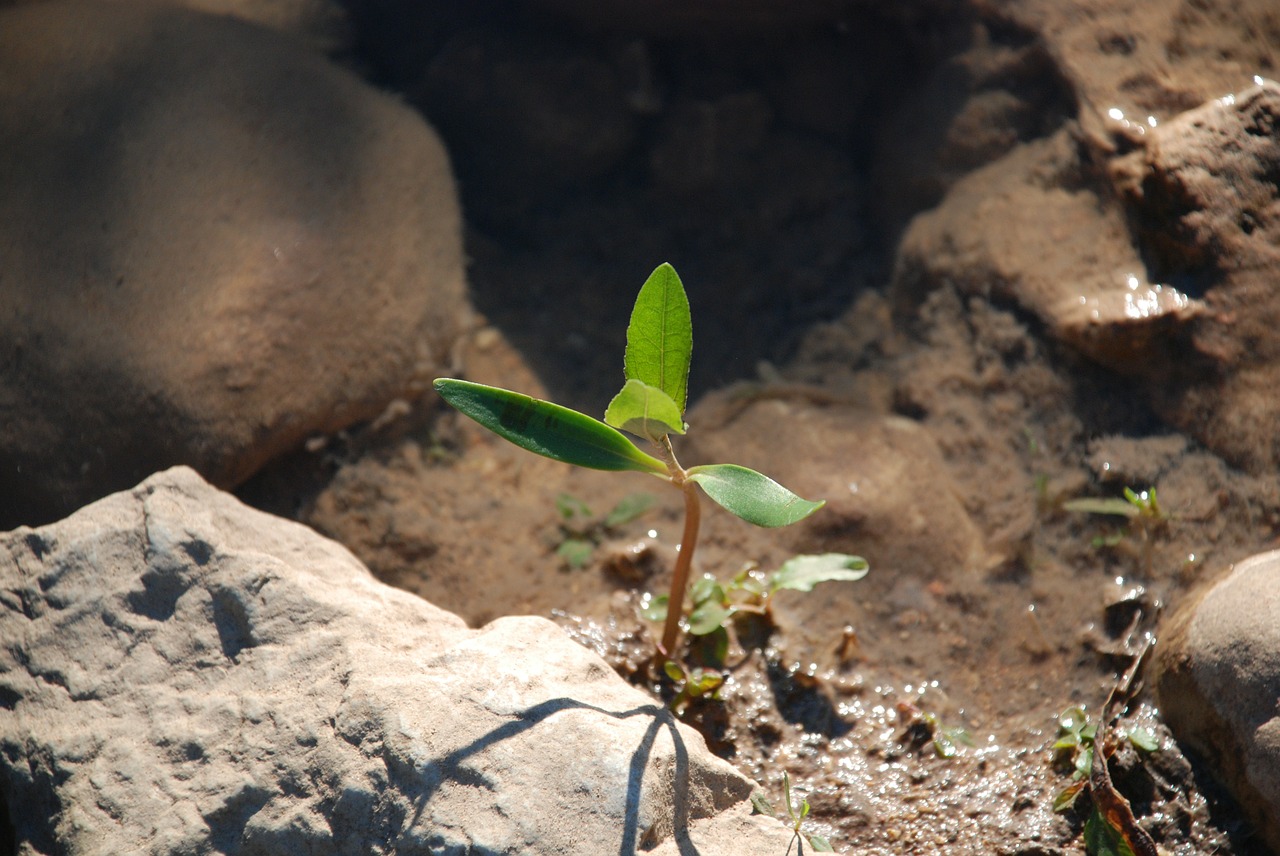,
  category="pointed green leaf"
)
[624,263,692,414]
[434,379,667,474]
[1083,806,1138,856]
[1063,497,1139,518]
[750,792,776,818]
[809,835,835,852]
[688,600,730,636]
[686,464,825,528]
[769,553,868,594]
[604,493,655,527]
[604,379,686,441]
